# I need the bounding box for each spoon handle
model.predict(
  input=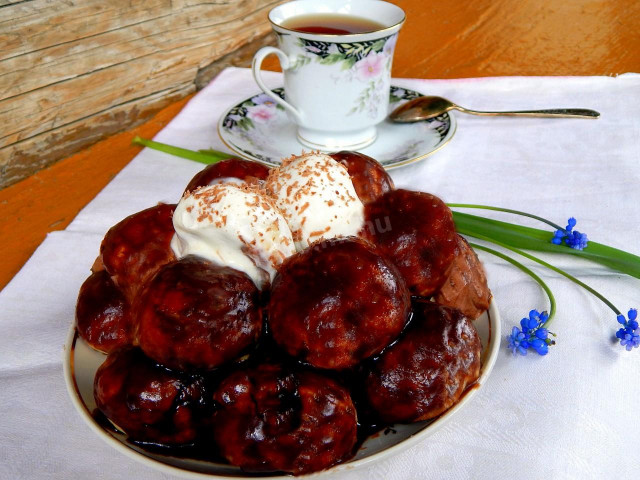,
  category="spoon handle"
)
[458,107,600,118]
